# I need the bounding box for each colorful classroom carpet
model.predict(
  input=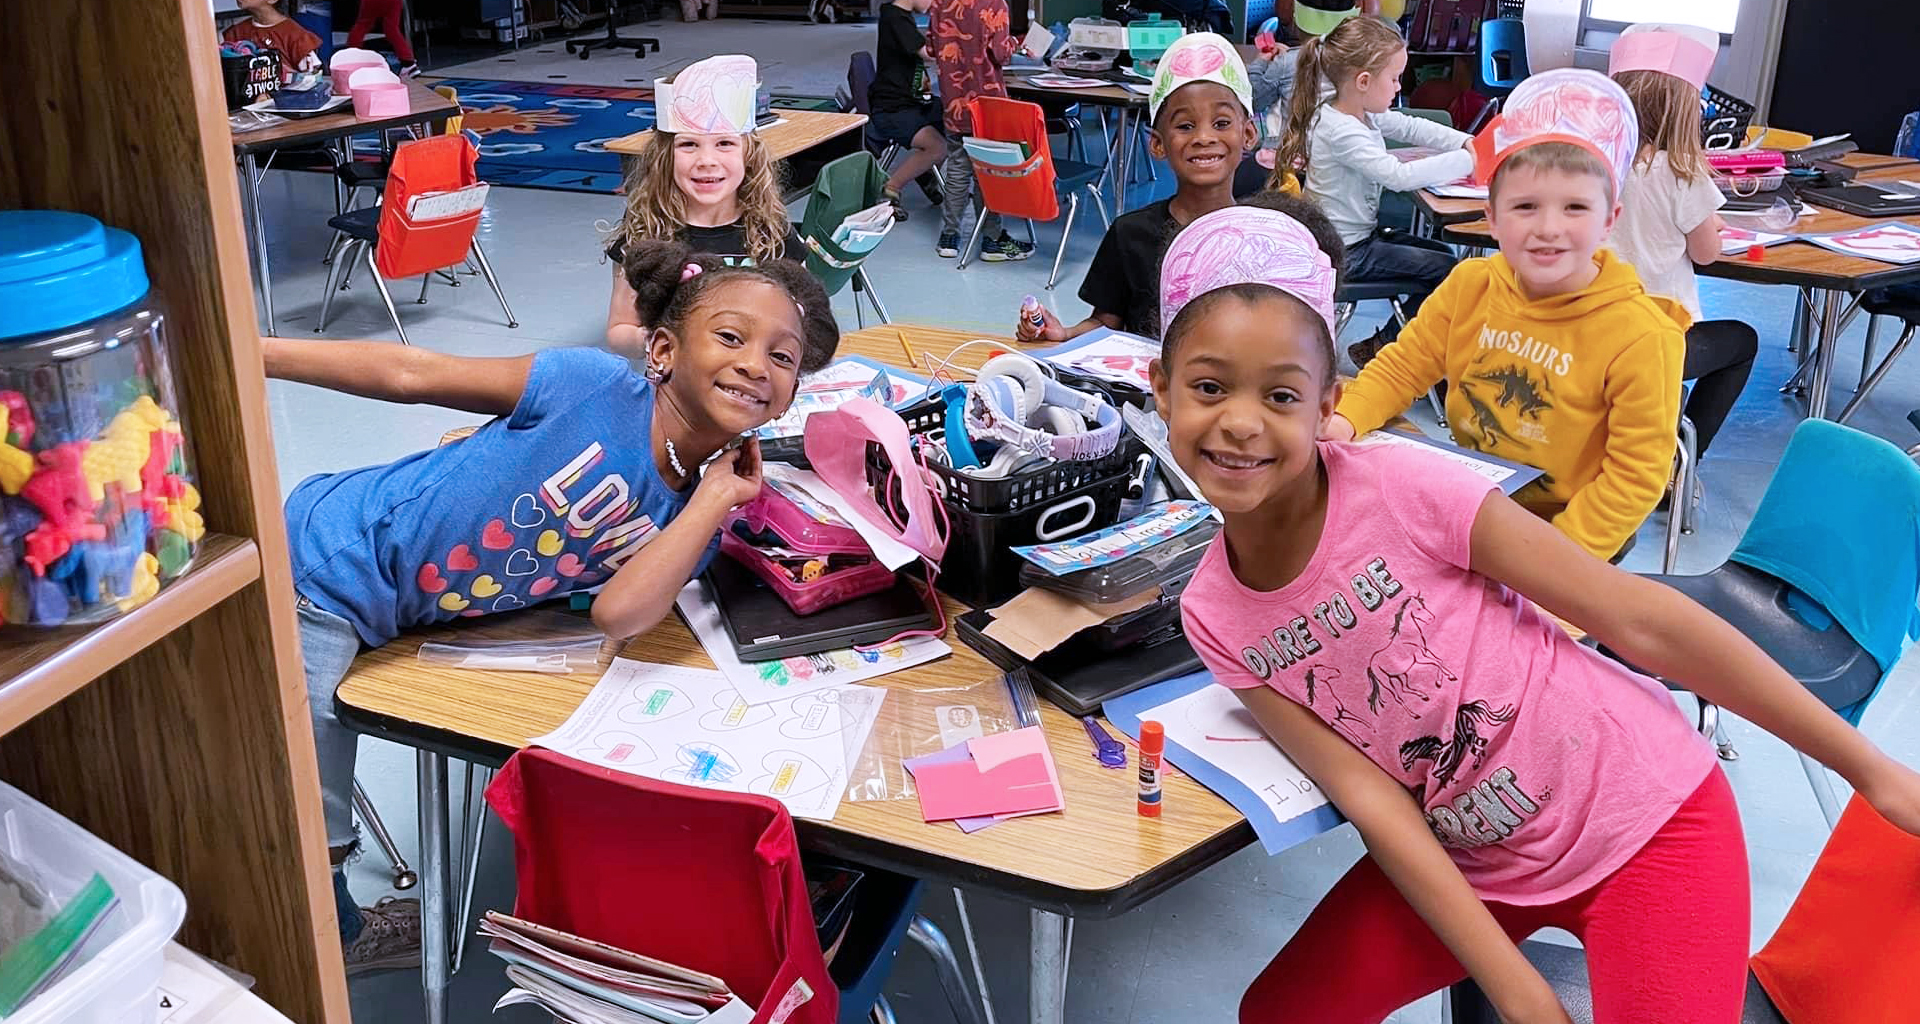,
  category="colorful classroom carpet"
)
[424,77,844,194]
